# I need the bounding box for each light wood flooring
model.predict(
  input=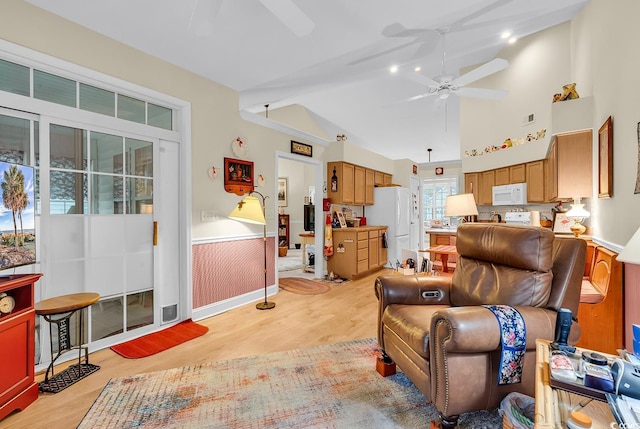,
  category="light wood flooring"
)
[4,269,392,429]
